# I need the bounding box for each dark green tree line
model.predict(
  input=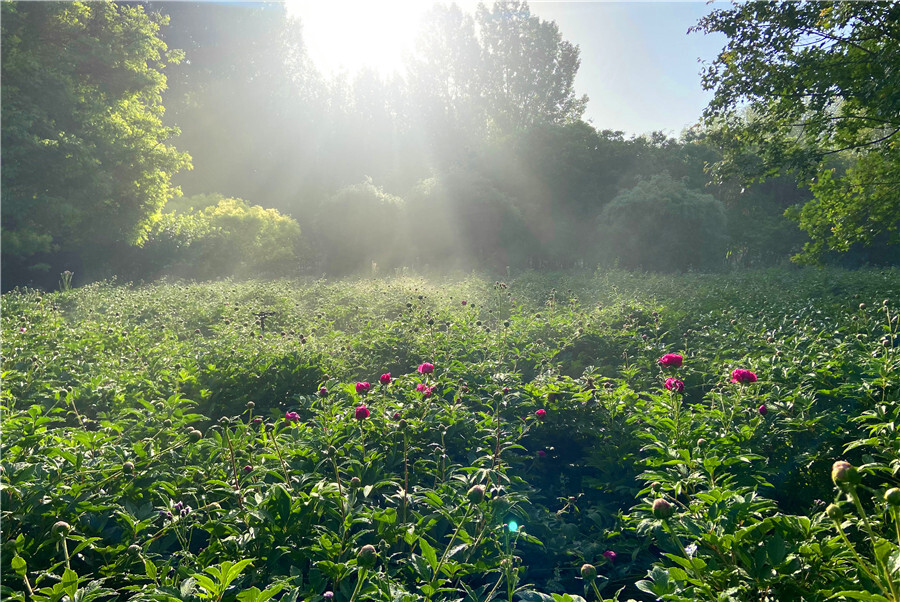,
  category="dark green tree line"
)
[1,1,191,285]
